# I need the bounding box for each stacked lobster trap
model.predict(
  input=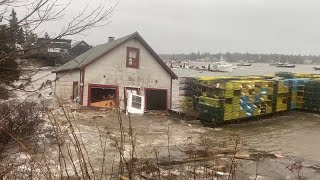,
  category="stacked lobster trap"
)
[179,73,320,123]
